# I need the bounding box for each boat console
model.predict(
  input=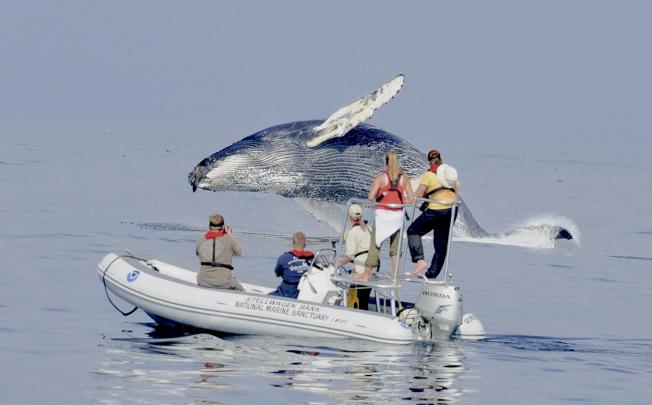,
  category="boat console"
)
[298,197,485,340]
